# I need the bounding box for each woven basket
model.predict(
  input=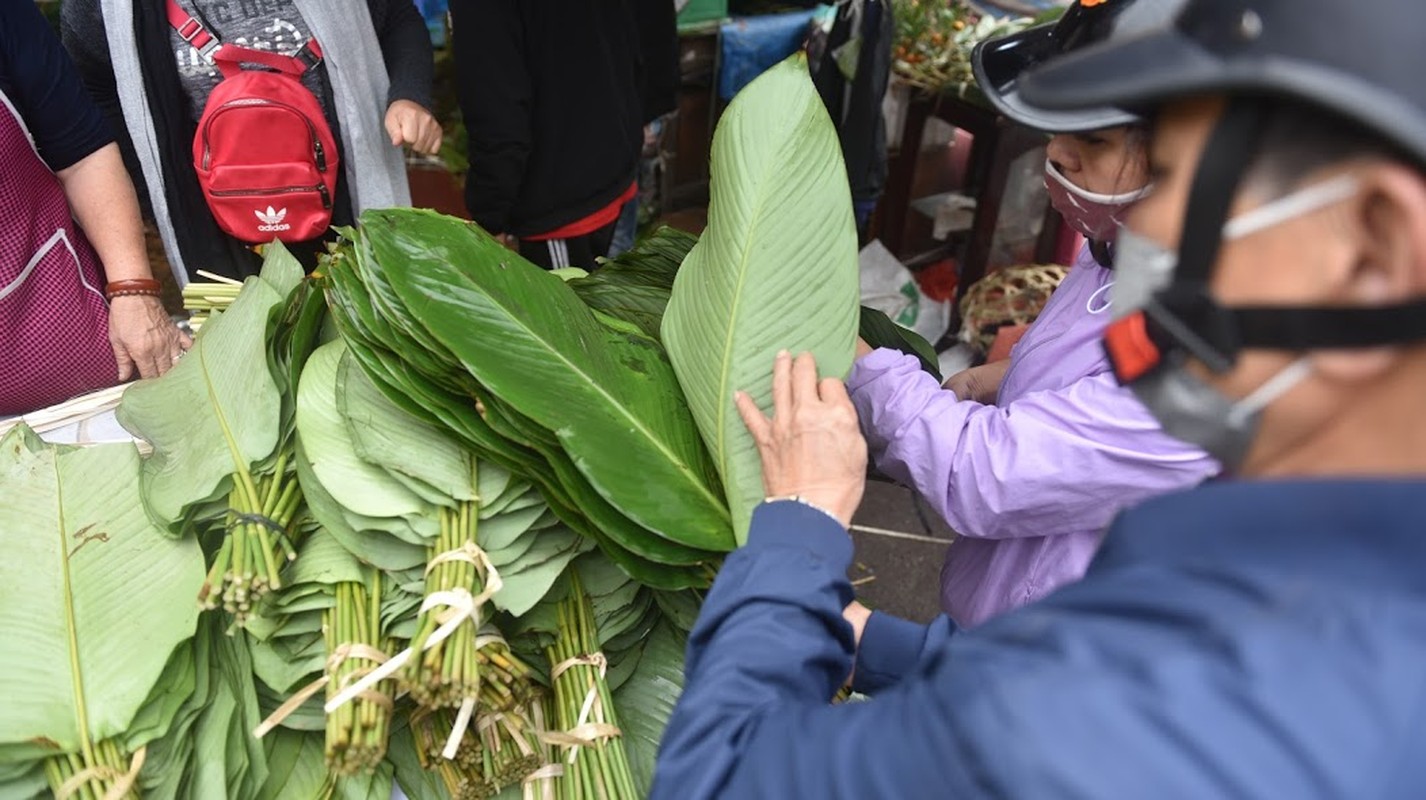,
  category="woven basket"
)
[957,264,1070,355]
